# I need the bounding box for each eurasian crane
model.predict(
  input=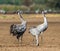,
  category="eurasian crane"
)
[29,10,48,46]
[10,11,27,43]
